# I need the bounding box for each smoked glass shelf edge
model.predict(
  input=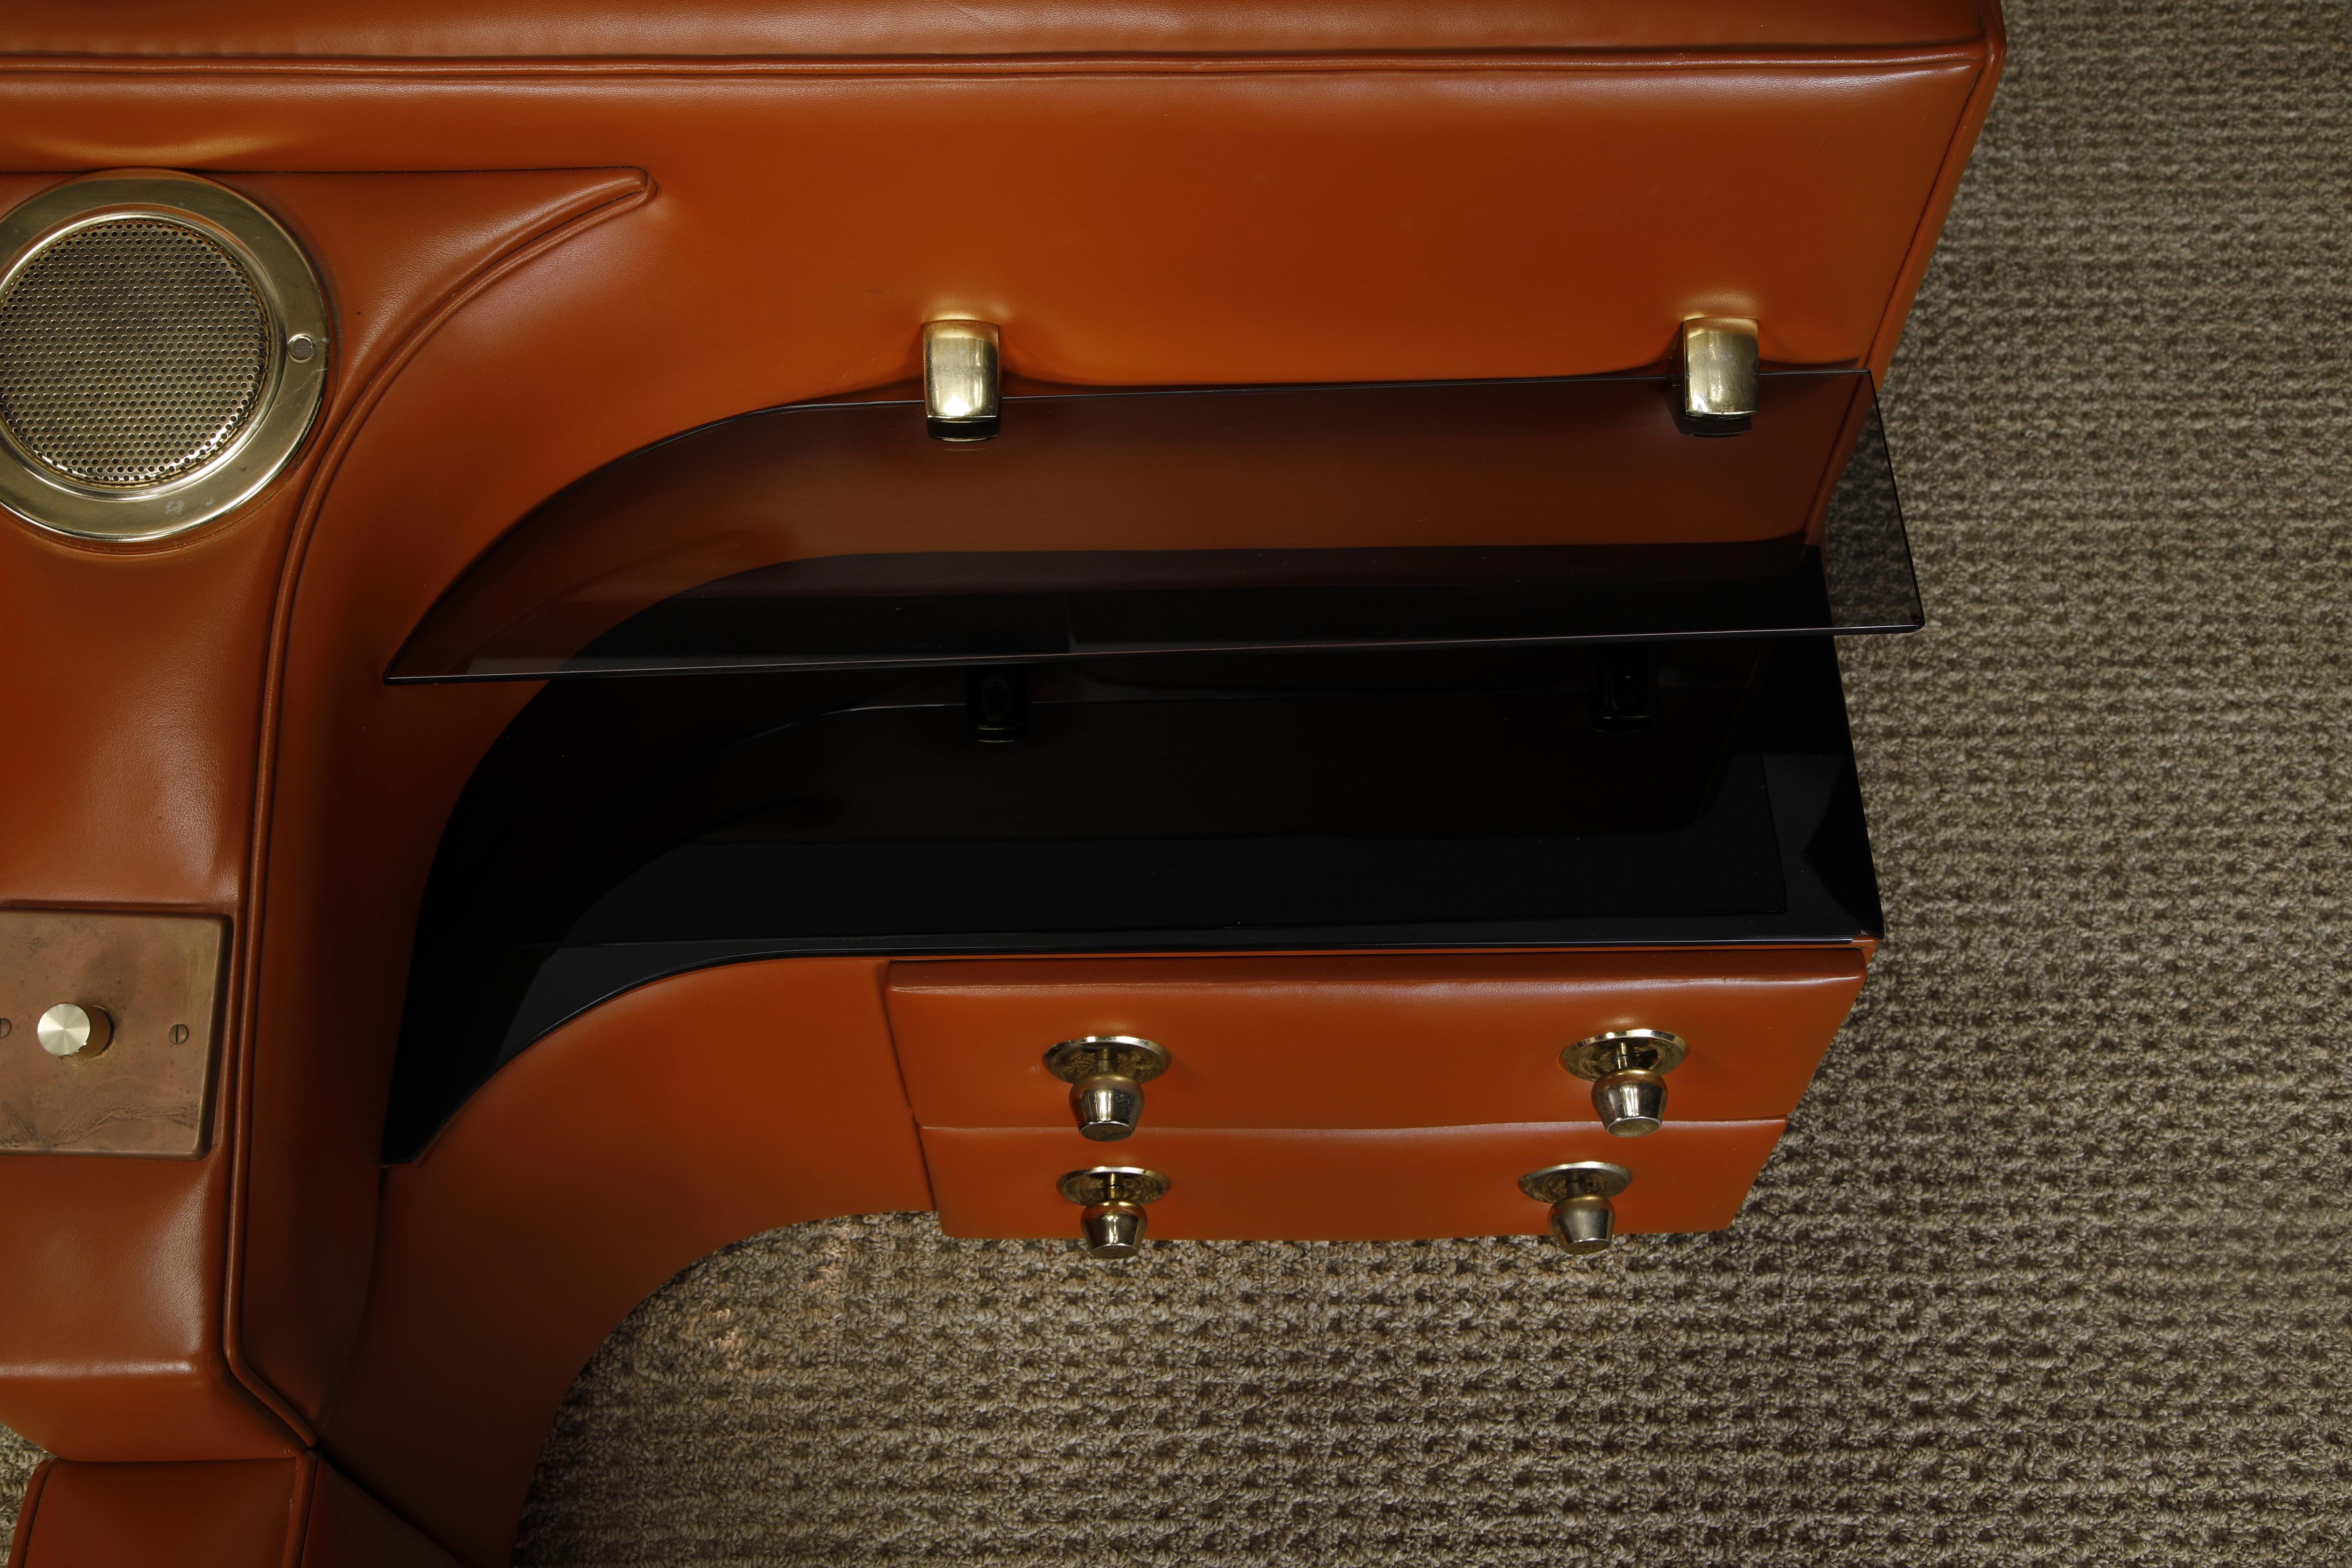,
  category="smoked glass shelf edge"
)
[387,371,1921,686]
